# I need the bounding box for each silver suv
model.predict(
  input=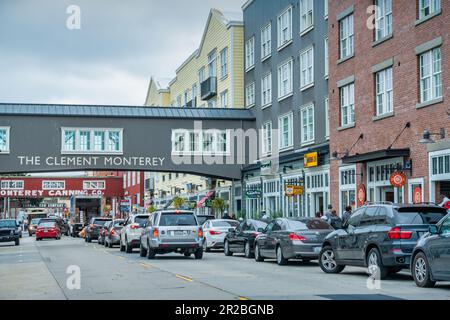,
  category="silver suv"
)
[139,210,204,259]
[120,214,152,253]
